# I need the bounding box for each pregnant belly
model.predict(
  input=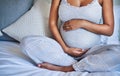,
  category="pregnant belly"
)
[60,25,101,50]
